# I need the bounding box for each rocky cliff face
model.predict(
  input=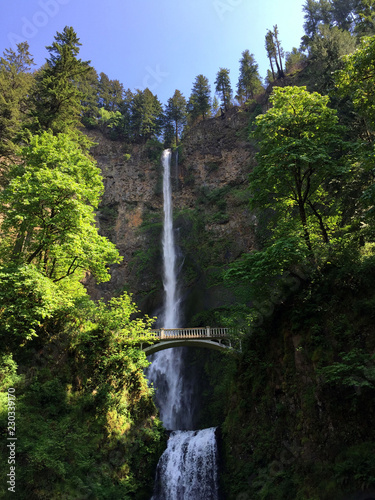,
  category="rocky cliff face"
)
[86,106,257,322]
